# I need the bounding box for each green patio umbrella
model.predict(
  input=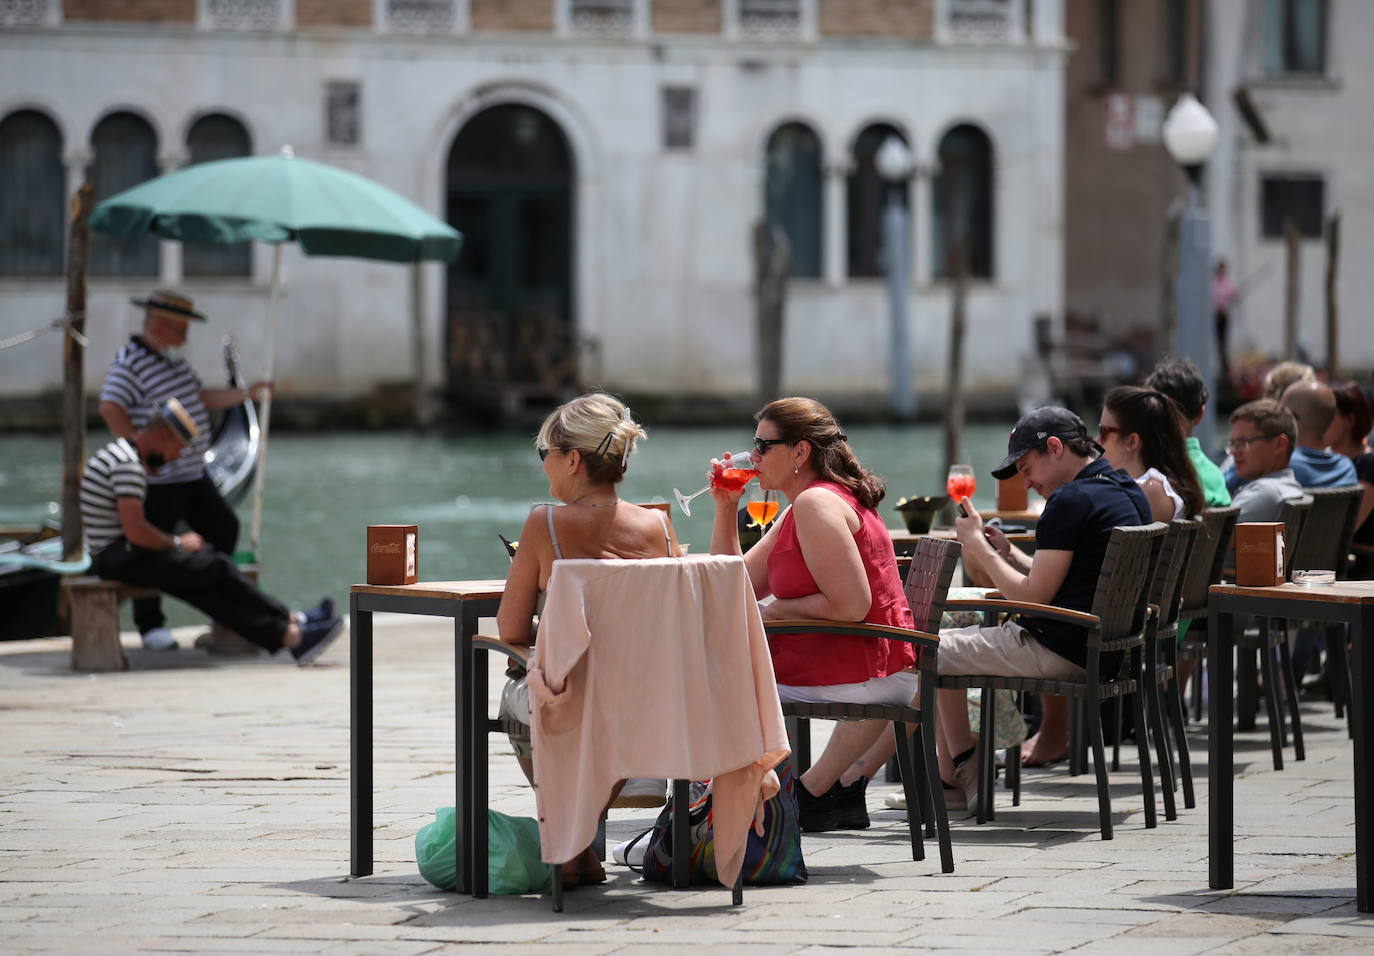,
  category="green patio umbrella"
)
[90,146,462,553]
